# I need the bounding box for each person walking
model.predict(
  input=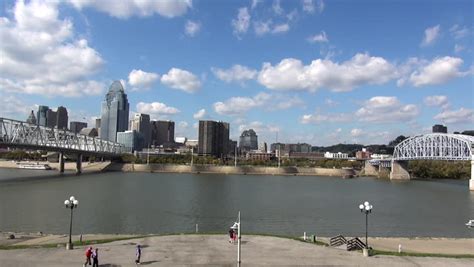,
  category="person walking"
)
[229,228,234,243]
[135,244,142,265]
[92,248,99,267]
[84,246,92,266]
